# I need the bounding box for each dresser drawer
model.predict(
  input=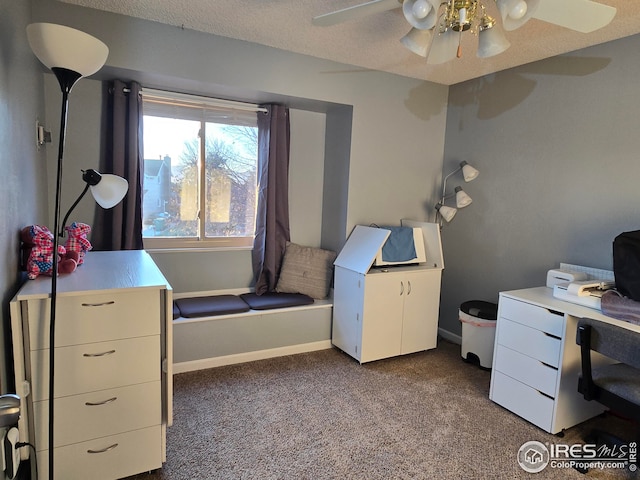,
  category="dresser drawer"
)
[497,318,562,368]
[38,425,163,480]
[31,336,160,401]
[27,289,160,349]
[490,371,553,432]
[493,345,558,397]
[499,296,564,337]
[34,381,161,449]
